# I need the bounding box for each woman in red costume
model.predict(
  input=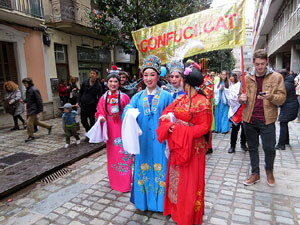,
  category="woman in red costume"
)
[156,63,212,225]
